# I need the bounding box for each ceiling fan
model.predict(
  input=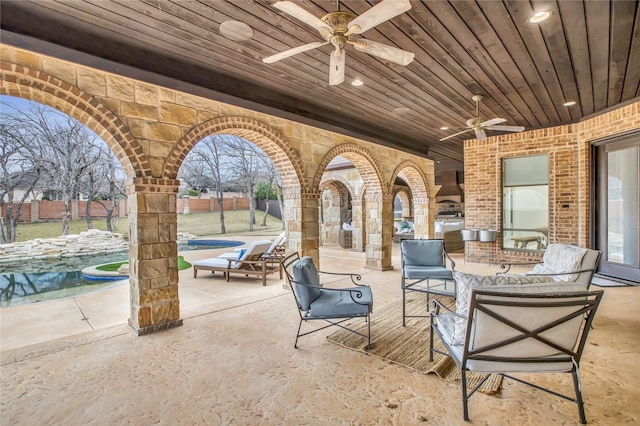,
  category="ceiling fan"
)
[440,95,525,141]
[263,0,415,85]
